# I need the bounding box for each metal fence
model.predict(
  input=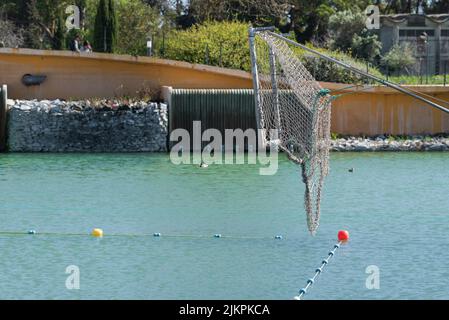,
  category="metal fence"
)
[149,33,449,85]
[149,33,231,68]
[367,37,449,85]
[169,89,256,150]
